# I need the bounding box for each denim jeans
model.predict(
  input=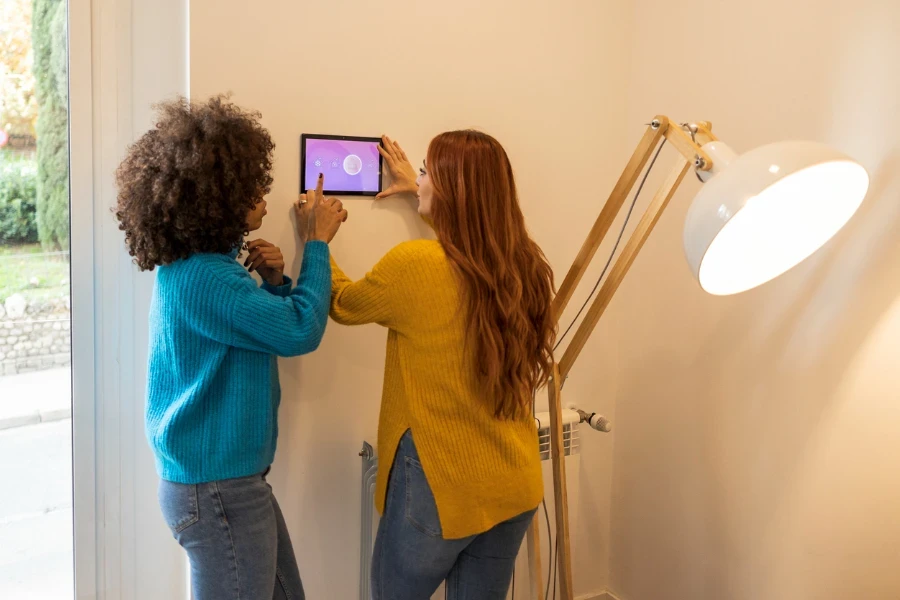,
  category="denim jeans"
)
[372,430,538,600]
[158,469,305,600]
